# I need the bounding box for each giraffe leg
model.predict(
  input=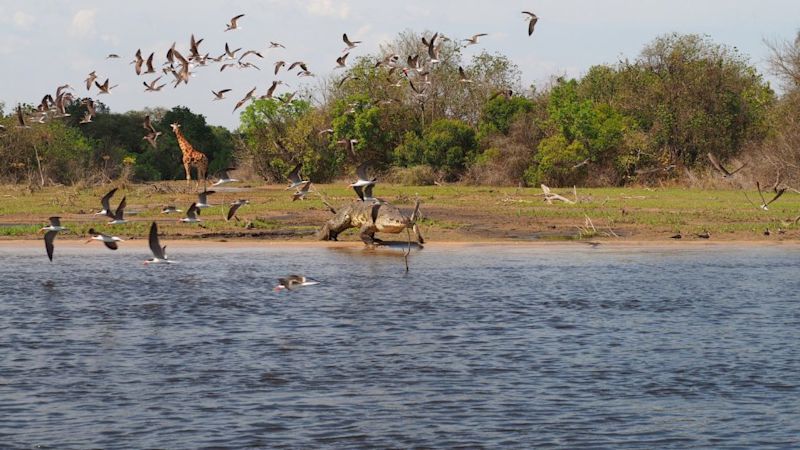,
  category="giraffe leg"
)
[184,161,191,185]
